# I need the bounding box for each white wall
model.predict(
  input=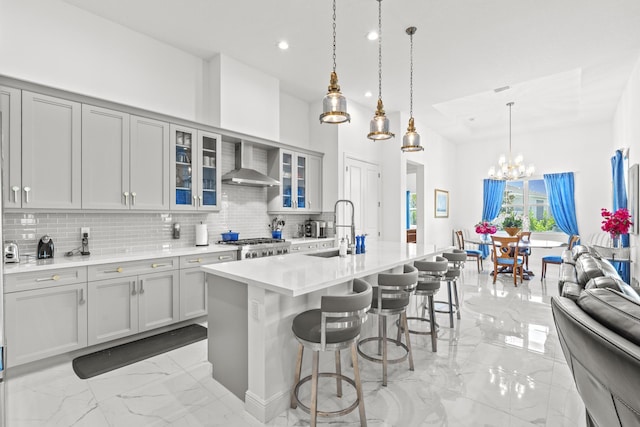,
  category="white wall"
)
[209,54,280,141]
[280,92,310,148]
[614,54,640,283]
[454,121,613,239]
[0,0,204,121]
